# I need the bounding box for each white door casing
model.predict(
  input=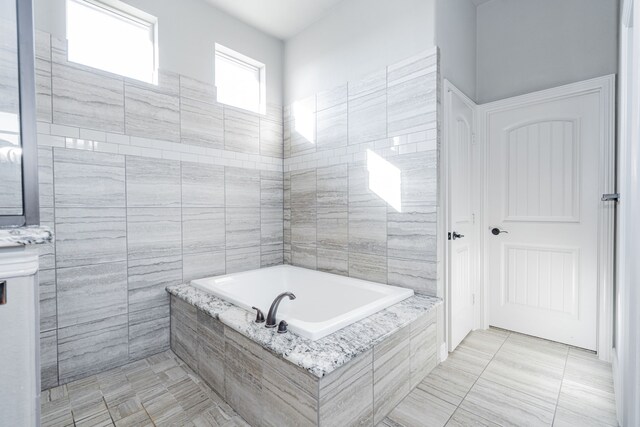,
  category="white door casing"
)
[444,81,479,351]
[478,76,615,354]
